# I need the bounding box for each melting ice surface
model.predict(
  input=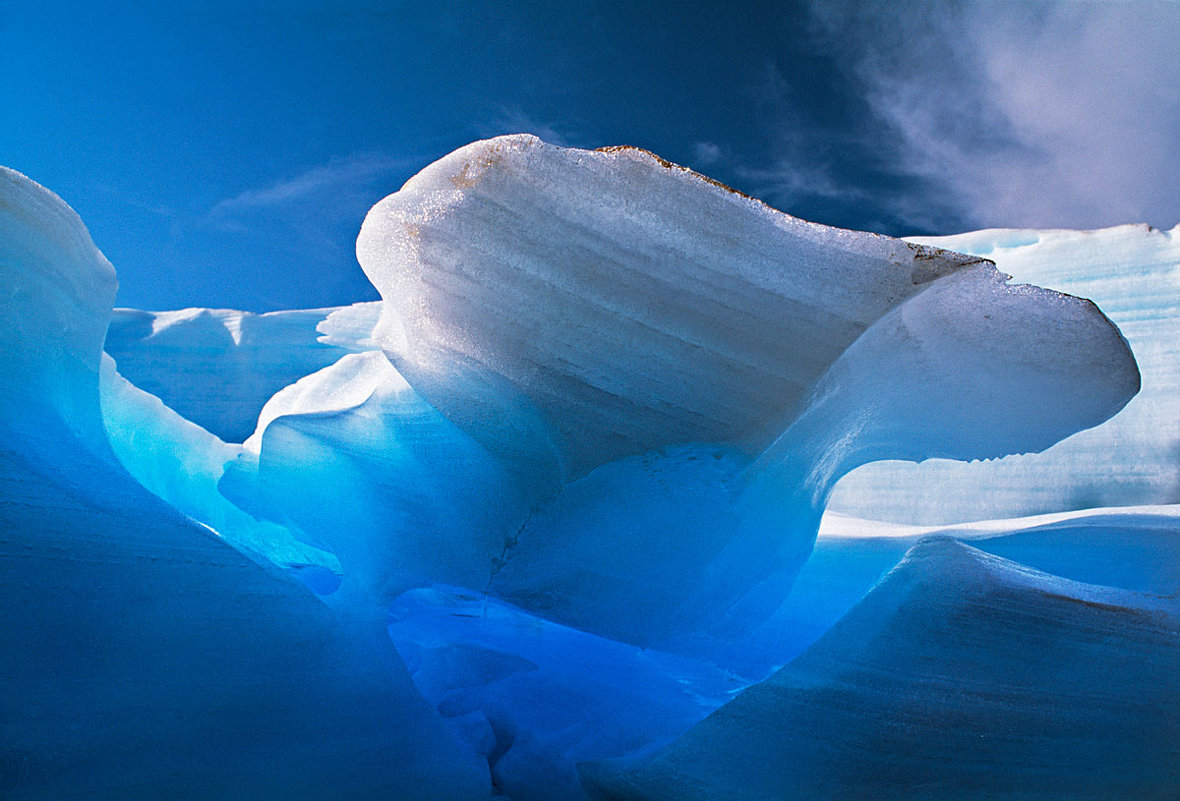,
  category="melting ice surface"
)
[1,138,1175,800]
